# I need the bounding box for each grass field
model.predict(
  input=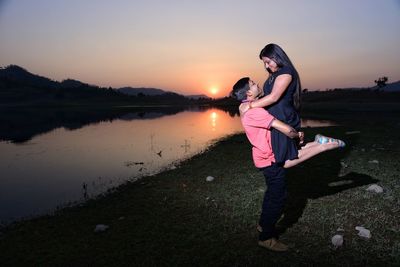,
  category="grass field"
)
[0,108,399,266]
